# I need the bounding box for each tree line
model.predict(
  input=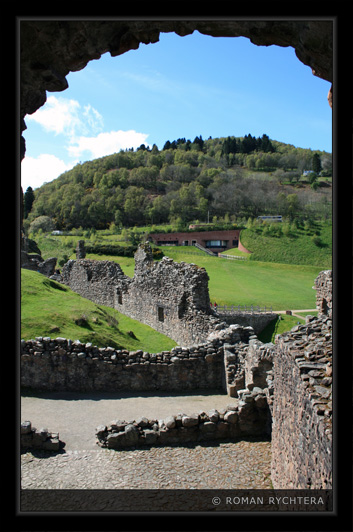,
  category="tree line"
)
[23,134,332,232]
